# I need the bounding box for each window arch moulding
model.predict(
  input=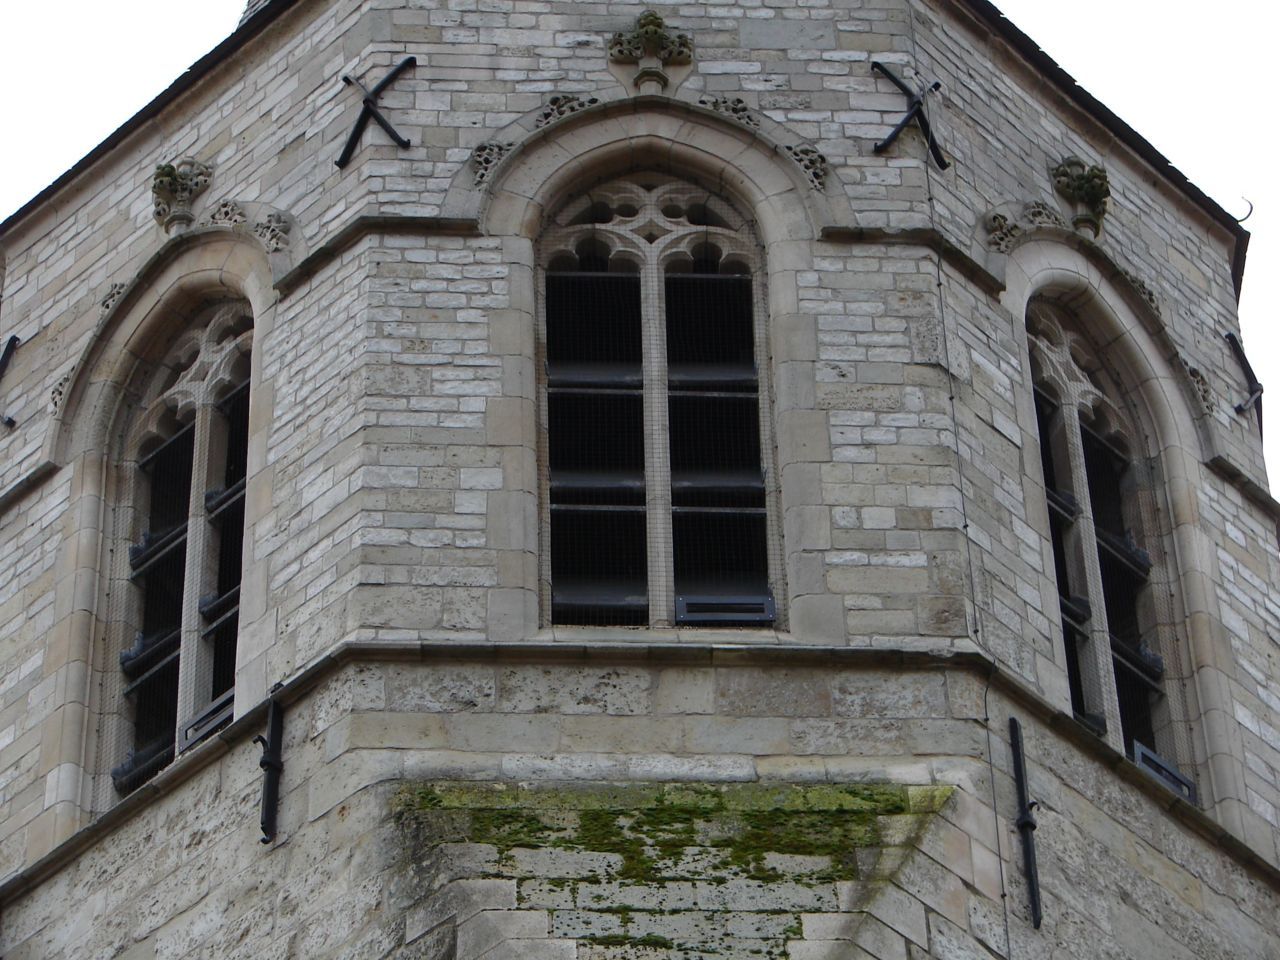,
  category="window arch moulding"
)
[536,172,784,630]
[1005,244,1249,819]
[49,225,284,471]
[992,225,1262,499]
[464,97,846,643]
[441,93,847,244]
[28,230,275,827]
